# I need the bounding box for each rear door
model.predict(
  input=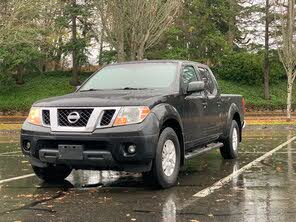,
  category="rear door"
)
[197,66,223,140]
